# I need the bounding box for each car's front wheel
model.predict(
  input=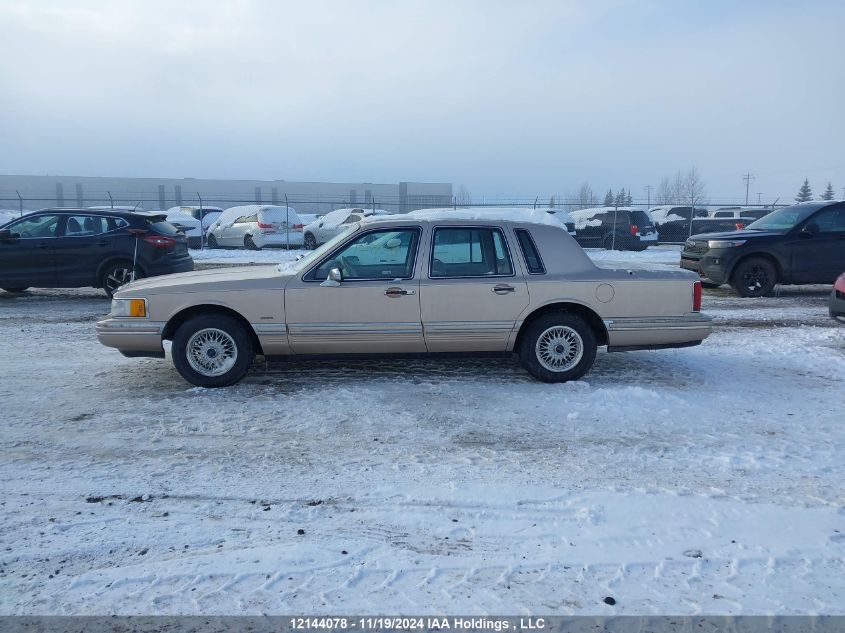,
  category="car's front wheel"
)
[730,256,777,297]
[304,232,317,249]
[519,312,597,382]
[102,262,142,298]
[171,314,254,387]
[206,234,218,248]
